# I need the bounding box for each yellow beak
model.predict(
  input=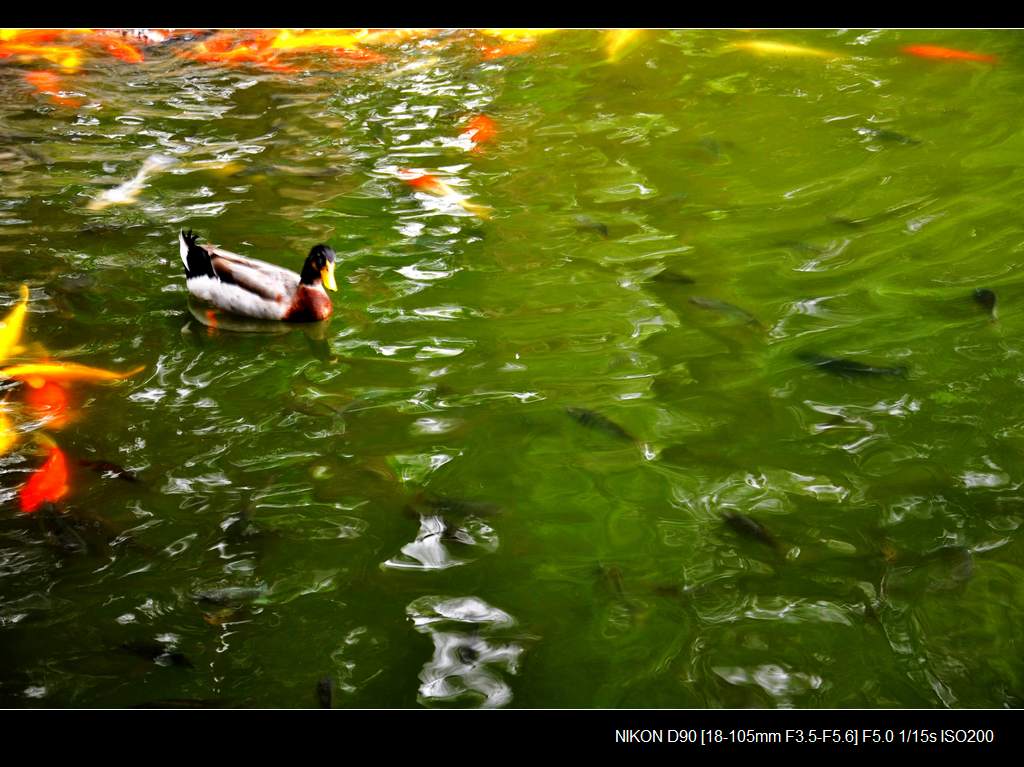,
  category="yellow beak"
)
[321,262,338,292]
